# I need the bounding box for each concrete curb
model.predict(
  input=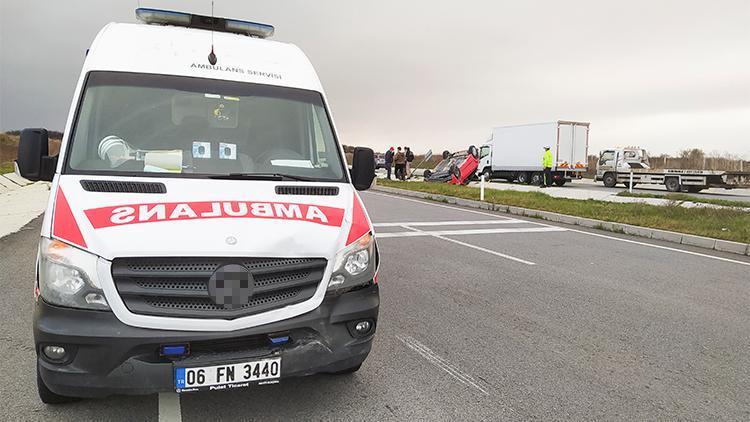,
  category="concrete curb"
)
[372,185,750,257]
